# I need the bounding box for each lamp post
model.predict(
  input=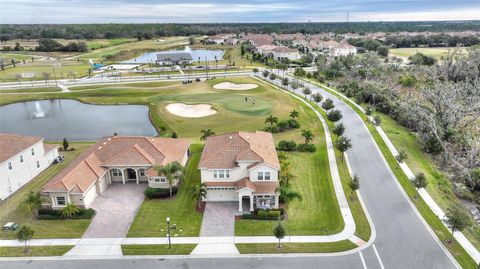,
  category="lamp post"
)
[166,216,171,249]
